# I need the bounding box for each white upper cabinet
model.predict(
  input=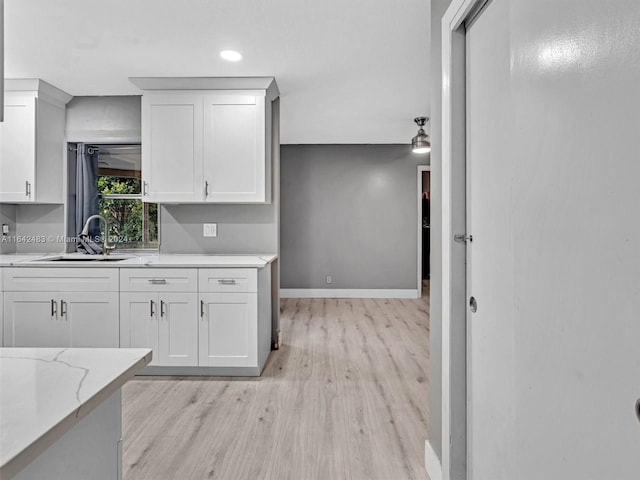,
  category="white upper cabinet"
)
[131,77,278,204]
[0,79,72,203]
[141,94,203,203]
[203,95,266,202]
